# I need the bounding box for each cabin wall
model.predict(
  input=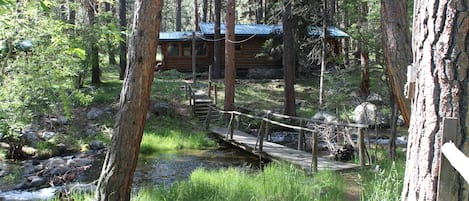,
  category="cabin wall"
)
[159,36,283,77]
